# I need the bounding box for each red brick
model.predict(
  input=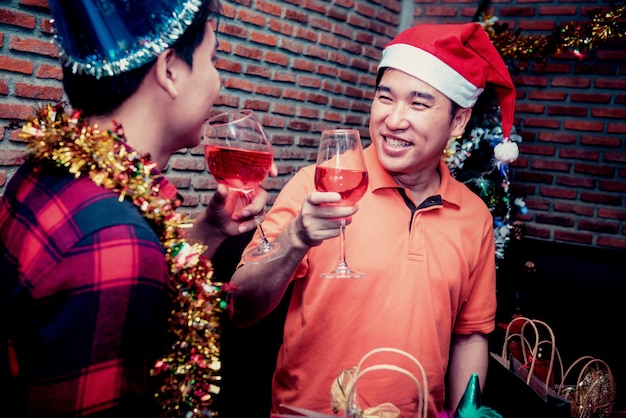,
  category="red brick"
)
[538,6,578,15]
[306,92,328,105]
[537,132,576,144]
[556,175,594,189]
[598,208,626,221]
[241,100,270,112]
[271,103,296,116]
[574,163,614,178]
[599,180,626,193]
[338,69,358,84]
[218,23,248,39]
[283,9,308,23]
[596,236,626,250]
[282,88,307,101]
[553,201,594,216]
[524,225,551,239]
[595,77,626,89]
[604,152,626,163]
[563,120,604,132]
[297,75,321,89]
[522,118,561,129]
[255,85,281,97]
[547,105,588,117]
[0,103,35,120]
[554,230,593,245]
[592,107,626,119]
[0,149,28,165]
[0,9,36,29]
[607,123,626,134]
[578,219,619,234]
[559,148,598,161]
[236,9,265,27]
[169,157,205,172]
[0,56,34,74]
[302,0,326,14]
[570,93,611,104]
[10,36,58,57]
[14,82,62,101]
[223,78,254,93]
[246,64,270,79]
[515,171,553,184]
[580,192,622,206]
[519,144,556,155]
[552,76,591,88]
[531,159,570,172]
[540,186,576,199]
[528,91,566,101]
[21,0,48,8]
[580,135,622,148]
